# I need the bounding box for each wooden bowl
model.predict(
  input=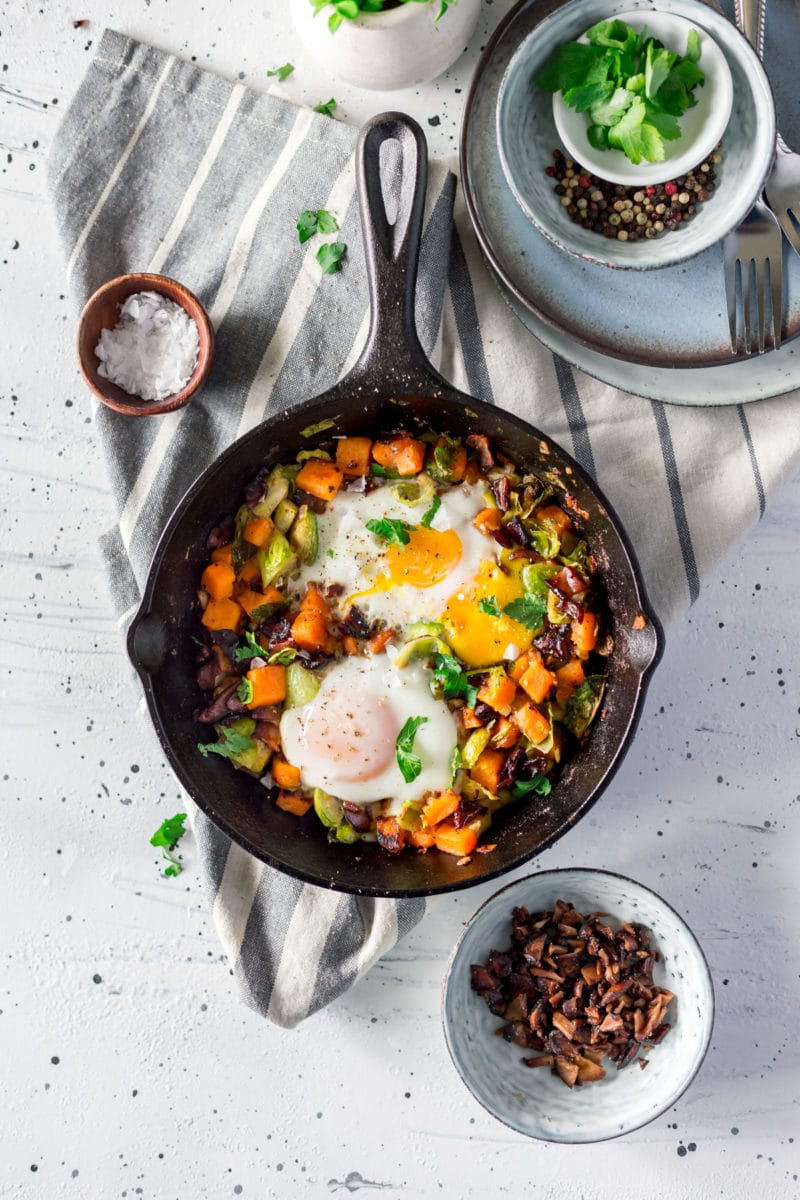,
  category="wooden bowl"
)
[77,273,215,416]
